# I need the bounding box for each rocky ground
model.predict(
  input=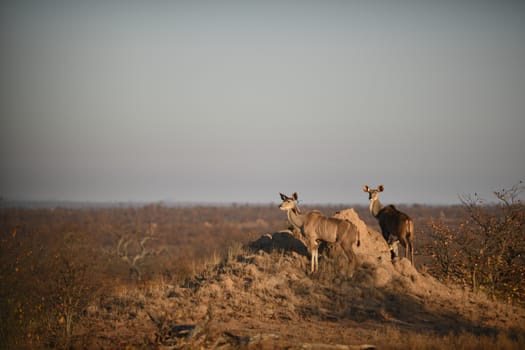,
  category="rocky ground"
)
[78,209,525,349]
